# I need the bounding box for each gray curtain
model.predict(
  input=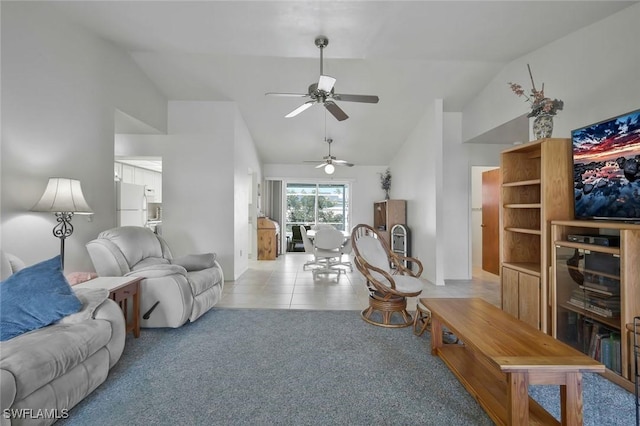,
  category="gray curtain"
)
[263,180,282,224]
